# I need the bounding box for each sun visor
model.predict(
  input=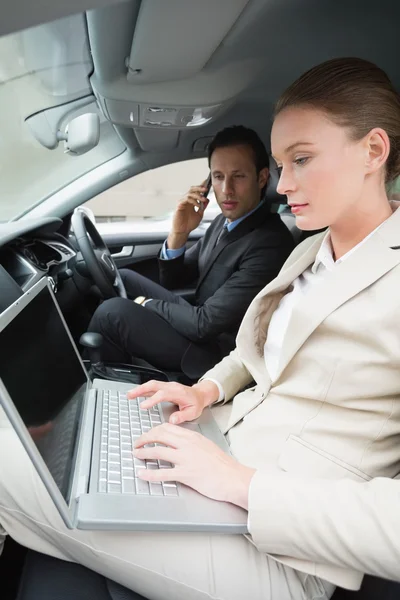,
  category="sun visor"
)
[126,0,250,84]
[89,0,263,130]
